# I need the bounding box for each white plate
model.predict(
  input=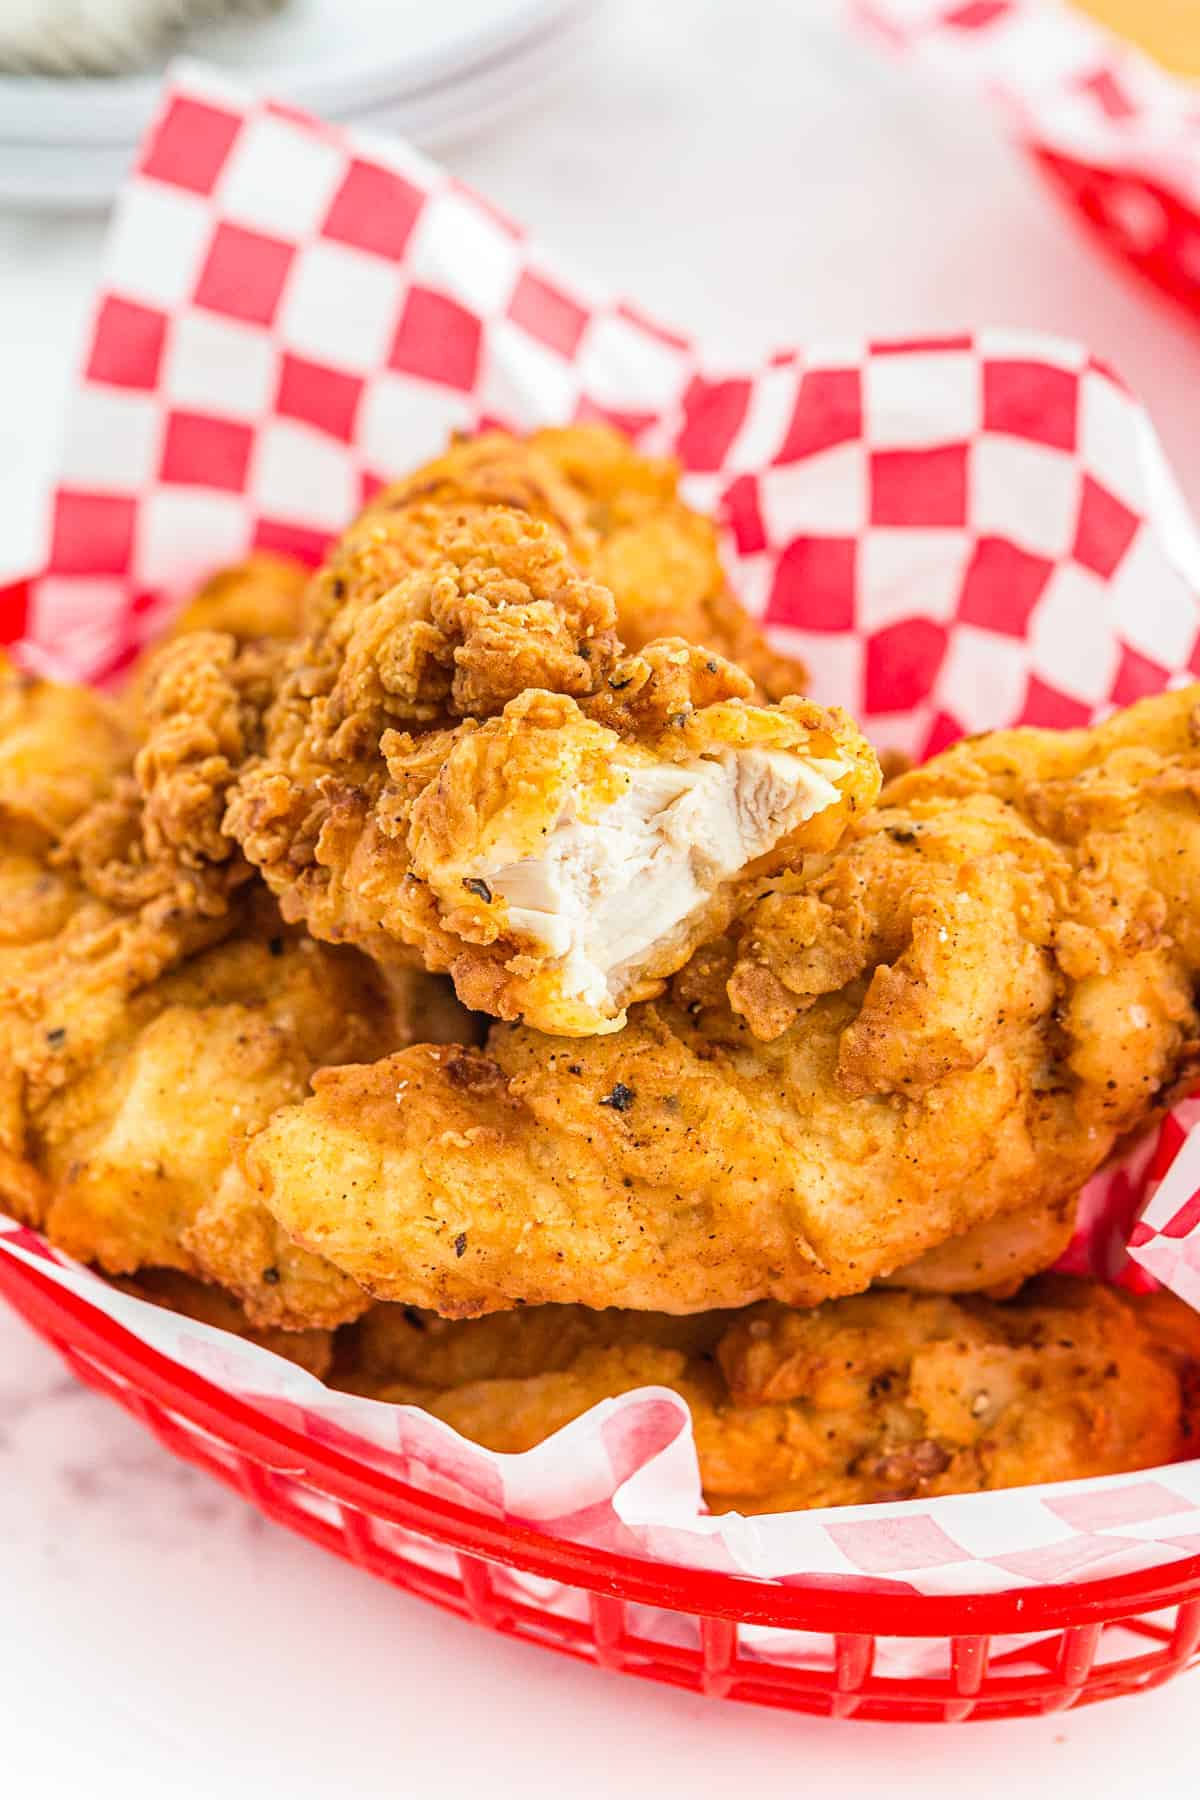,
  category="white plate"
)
[0,0,582,137]
[336,6,598,150]
[0,6,596,207]
[0,0,597,208]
